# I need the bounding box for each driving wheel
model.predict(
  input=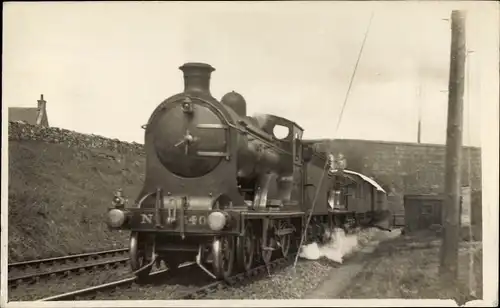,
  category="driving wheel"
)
[279,219,292,257]
[237,223,255,272]
[212,235,235,280]
[129,232,152,278]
